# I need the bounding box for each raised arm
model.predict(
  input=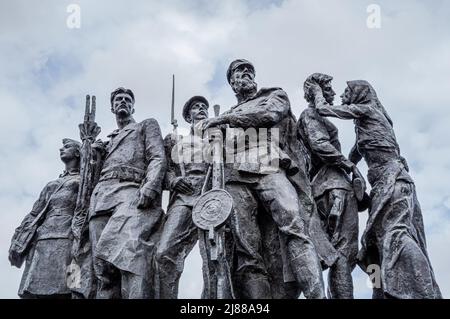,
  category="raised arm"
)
[310,86,370,120]
[316,103,370,120]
